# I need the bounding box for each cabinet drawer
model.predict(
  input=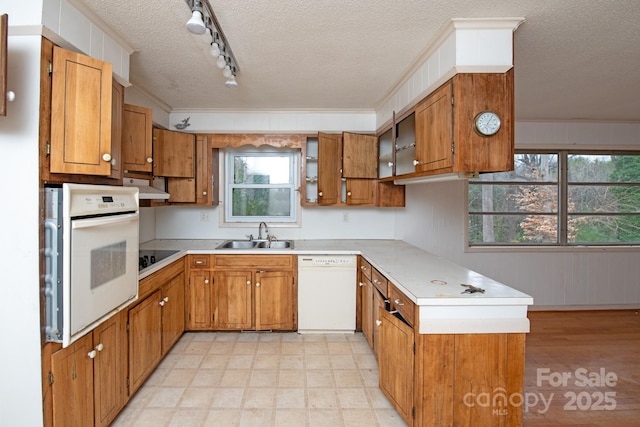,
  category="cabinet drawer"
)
[189,254,211,269]
[359,257,372,280]
[371,268,388,297]
[214,255,294,269]
[390,285,415,327]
